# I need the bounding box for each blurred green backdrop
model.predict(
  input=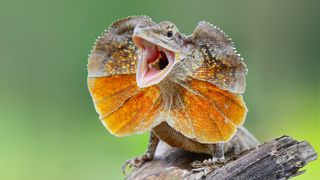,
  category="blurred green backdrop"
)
[0,0,319,179]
